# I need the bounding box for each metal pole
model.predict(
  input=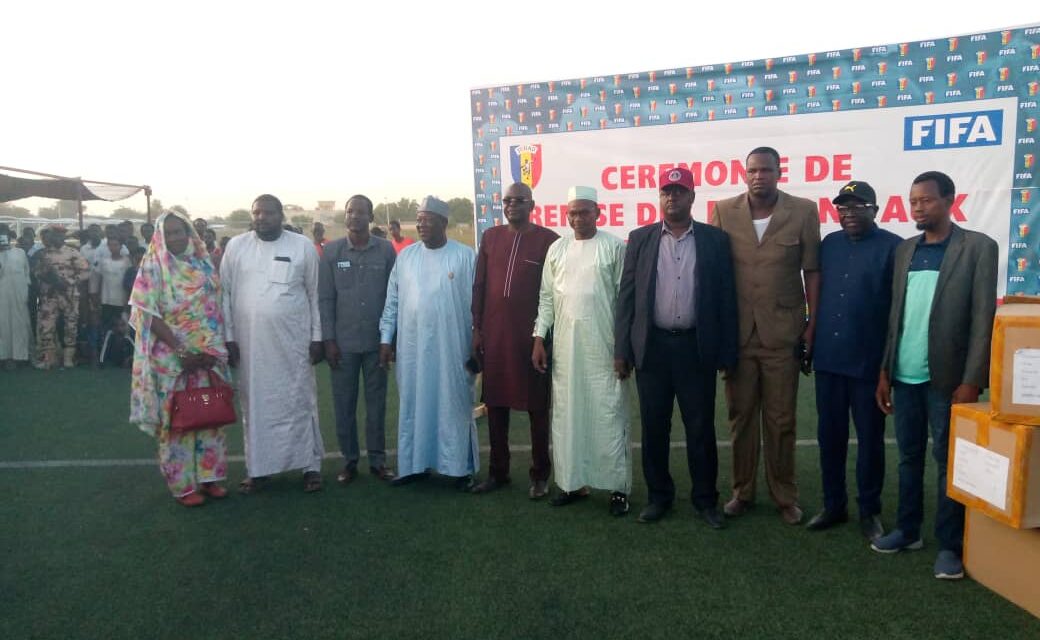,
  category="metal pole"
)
[145,186,153,224]
[76,179,84,231]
